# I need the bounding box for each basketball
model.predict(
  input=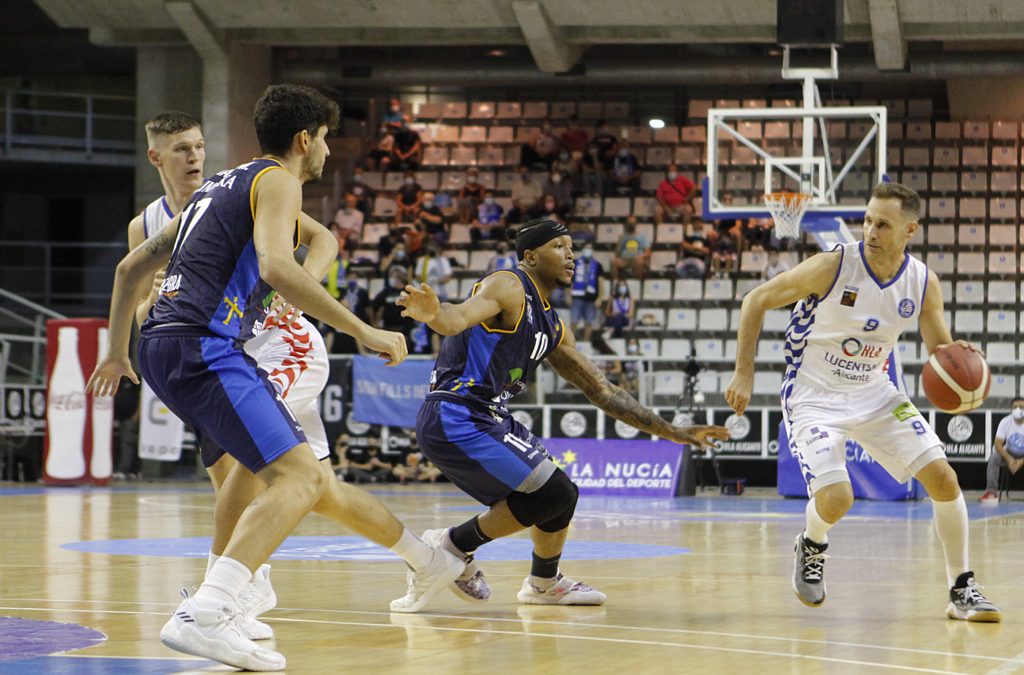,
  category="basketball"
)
[921,344,990,413]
